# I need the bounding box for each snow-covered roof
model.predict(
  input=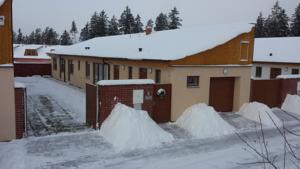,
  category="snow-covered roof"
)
[97,79,155,86]
[254,37,300,64]
[14,44,64,60]
[0,0,5,7]
[51,23,253,61]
